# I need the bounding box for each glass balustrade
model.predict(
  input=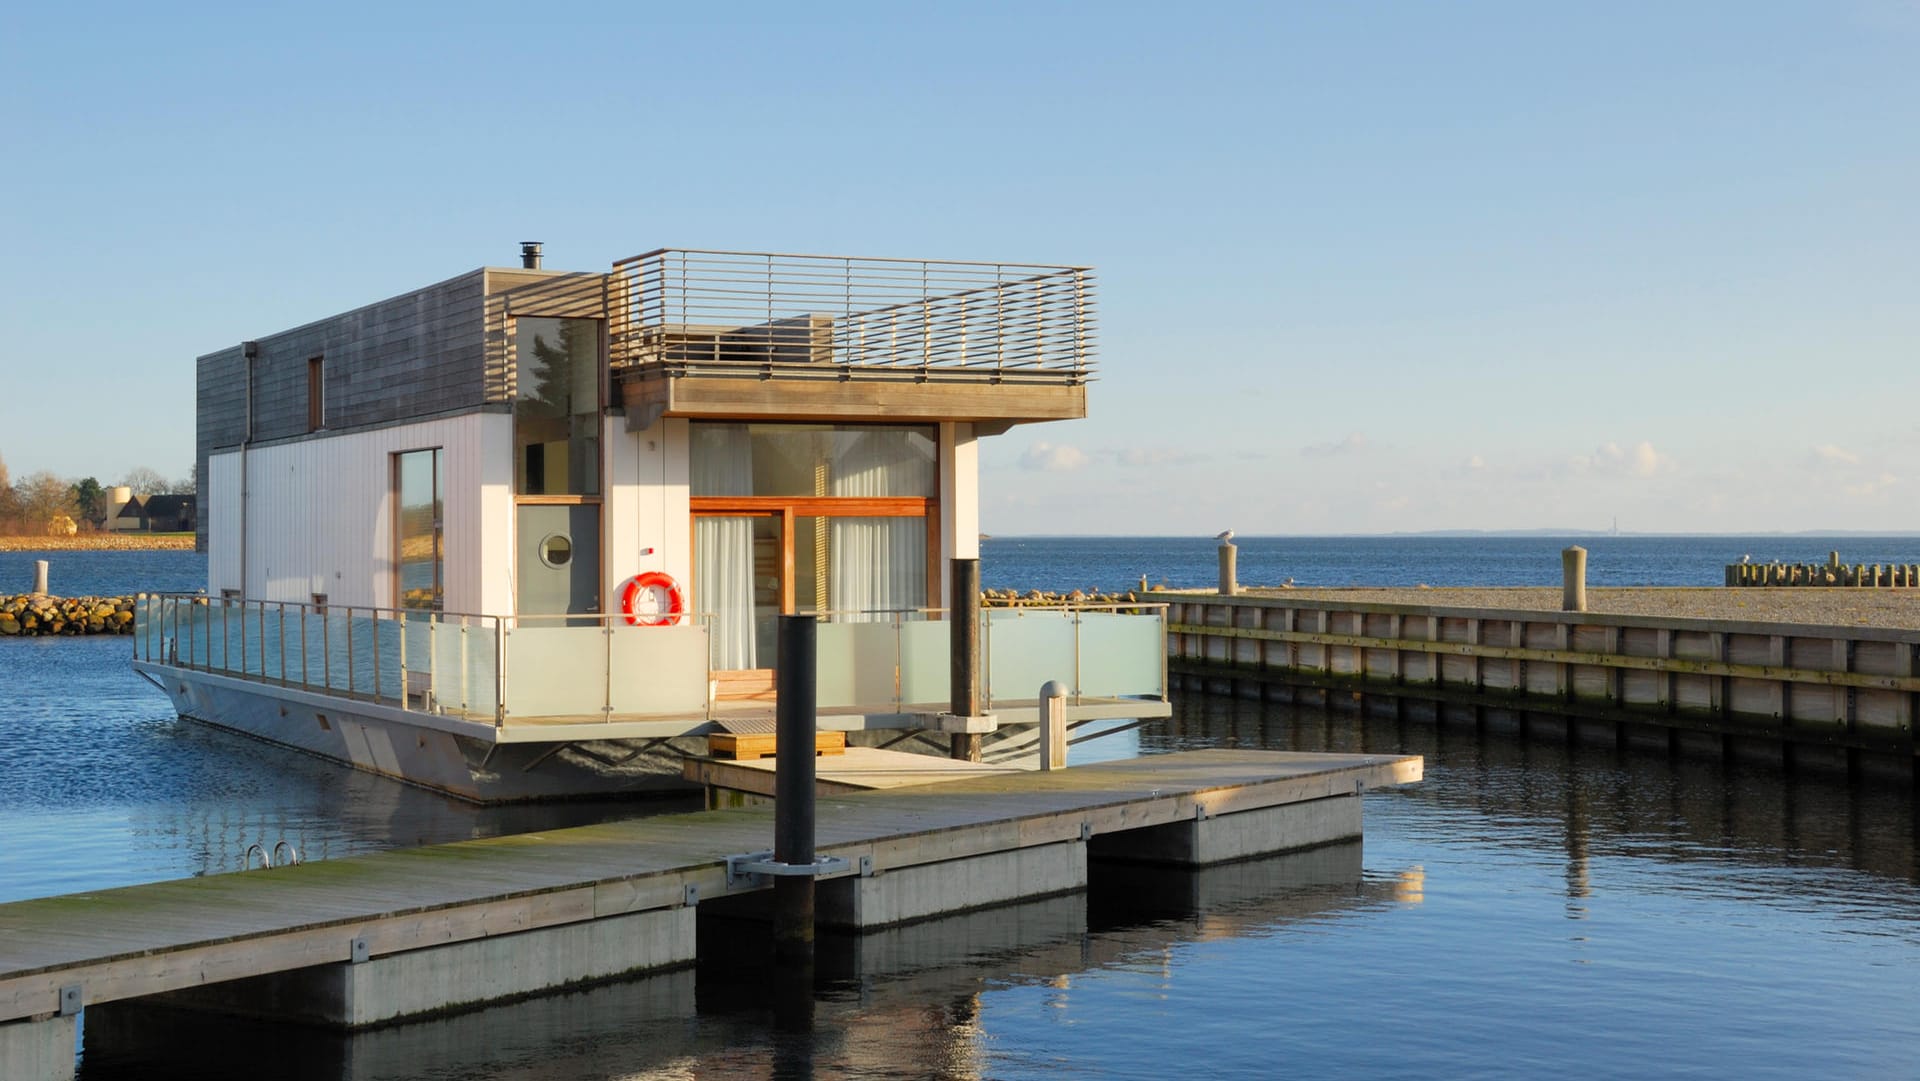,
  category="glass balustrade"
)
[134,595,1165,726]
